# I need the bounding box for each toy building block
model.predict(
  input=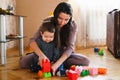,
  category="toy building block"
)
[56,64,66,76]
[67,70,79,80]
[43,72,52,78]
[94,47,100,52]
[89,67,98,76]
[81,70,89,77]
[98,68,107,74]
[38,59,52,78]
[38,70,43,78]
[56,70,66,76]
[70,65,83,76]
[42,59,51,72]
[70,65,76,71]
[74,66,82,76]
[82,66,89,70]
[56,71,61,76]
[98,49,104,56]
[71,66,82,76]
[59,64,64,70]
